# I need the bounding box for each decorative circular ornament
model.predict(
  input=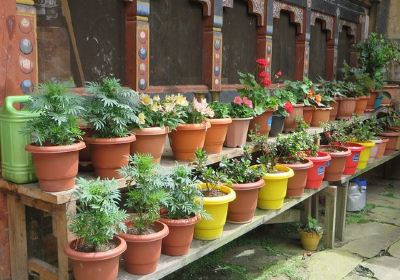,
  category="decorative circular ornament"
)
[20,79,33,93]
[267,45,272,54]
[214,66,220,76]
[215,53,220,60]
[215,79,220,85]
[20,38,33,54]
[19,56,33,74]
[139,79,146,90]
[138,48,147,60]
[214,39,221,50]
[19,17,32,34]
[139,31,146,43]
